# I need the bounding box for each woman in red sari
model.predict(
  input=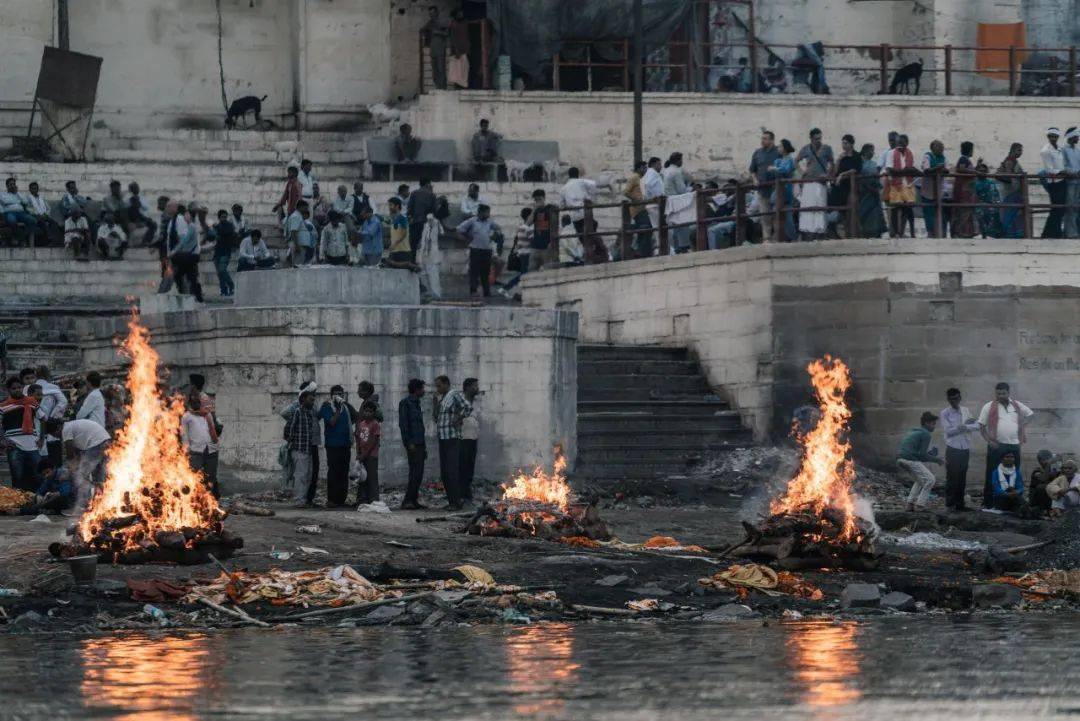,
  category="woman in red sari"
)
[951,141,977,238]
